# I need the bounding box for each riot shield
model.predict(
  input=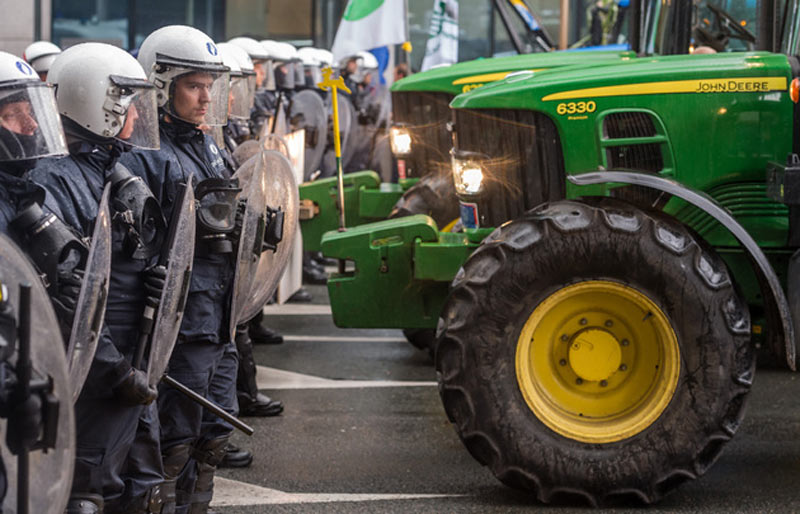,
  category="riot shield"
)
[230,152,268,338]
[289,90,327,180]
[66,185,112,403]
[338,94,356,167]
[145,182,196,387]
[0,234,74,514]
[237,150,299,323]
[232,140,261,168]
